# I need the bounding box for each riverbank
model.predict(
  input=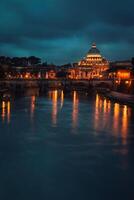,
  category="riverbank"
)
[103,91,134,106]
